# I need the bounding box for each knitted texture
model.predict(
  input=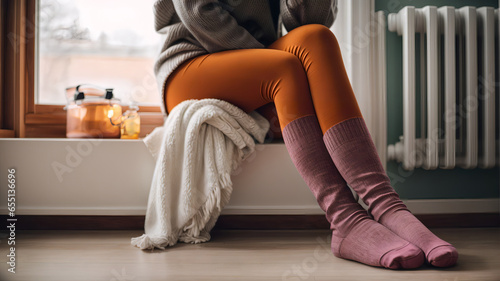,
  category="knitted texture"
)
[323,117,406,219]
[283,116,424,269]
[132,99,269,250]
[379,210,458,267]
[323,117,458,267]
[153,0,337,115]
